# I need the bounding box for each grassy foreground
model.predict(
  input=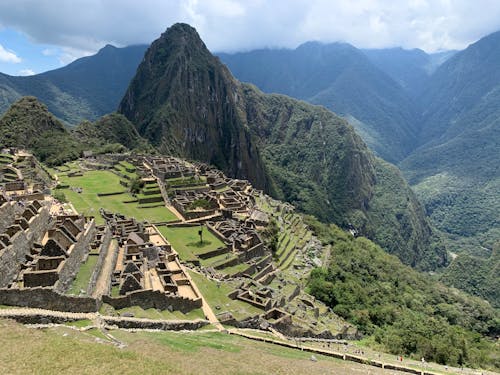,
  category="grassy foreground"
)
[0,319,395,375]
